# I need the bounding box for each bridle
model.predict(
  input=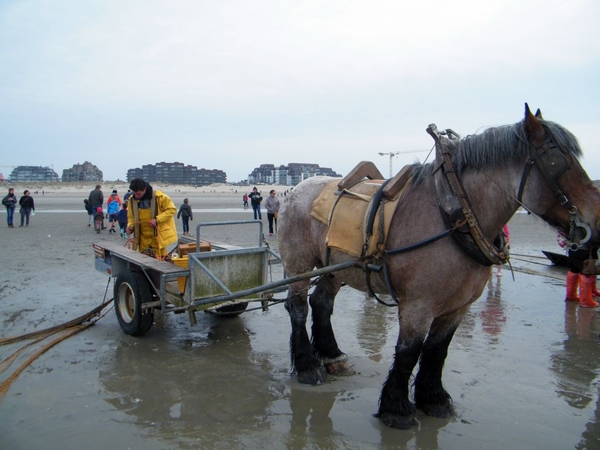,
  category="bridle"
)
[515,127,591,251]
